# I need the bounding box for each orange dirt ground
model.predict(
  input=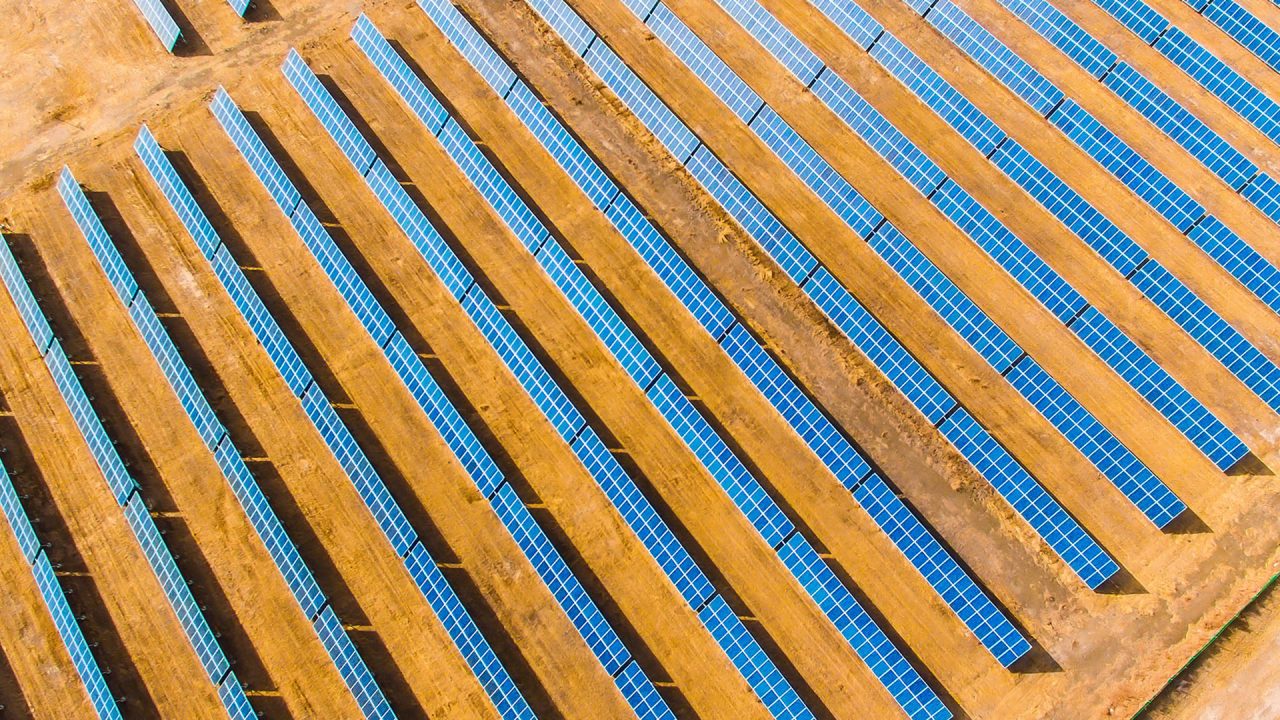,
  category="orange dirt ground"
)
[1,0,1280,718]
